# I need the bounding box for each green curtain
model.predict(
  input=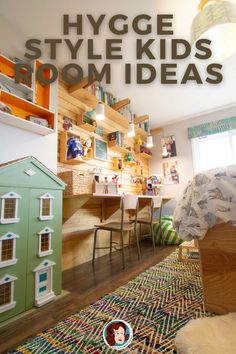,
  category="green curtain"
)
[188,117,236,139]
